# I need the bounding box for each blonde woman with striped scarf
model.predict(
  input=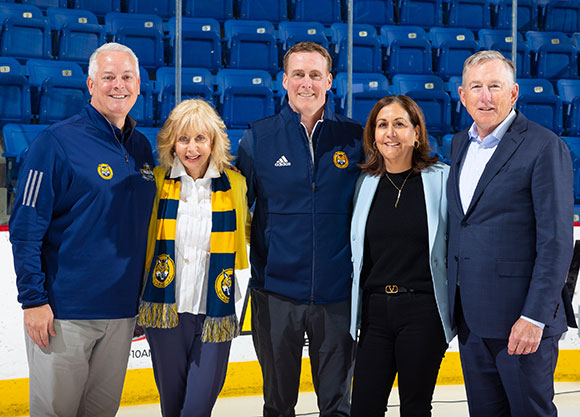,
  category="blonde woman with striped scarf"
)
[138,99,249,417]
